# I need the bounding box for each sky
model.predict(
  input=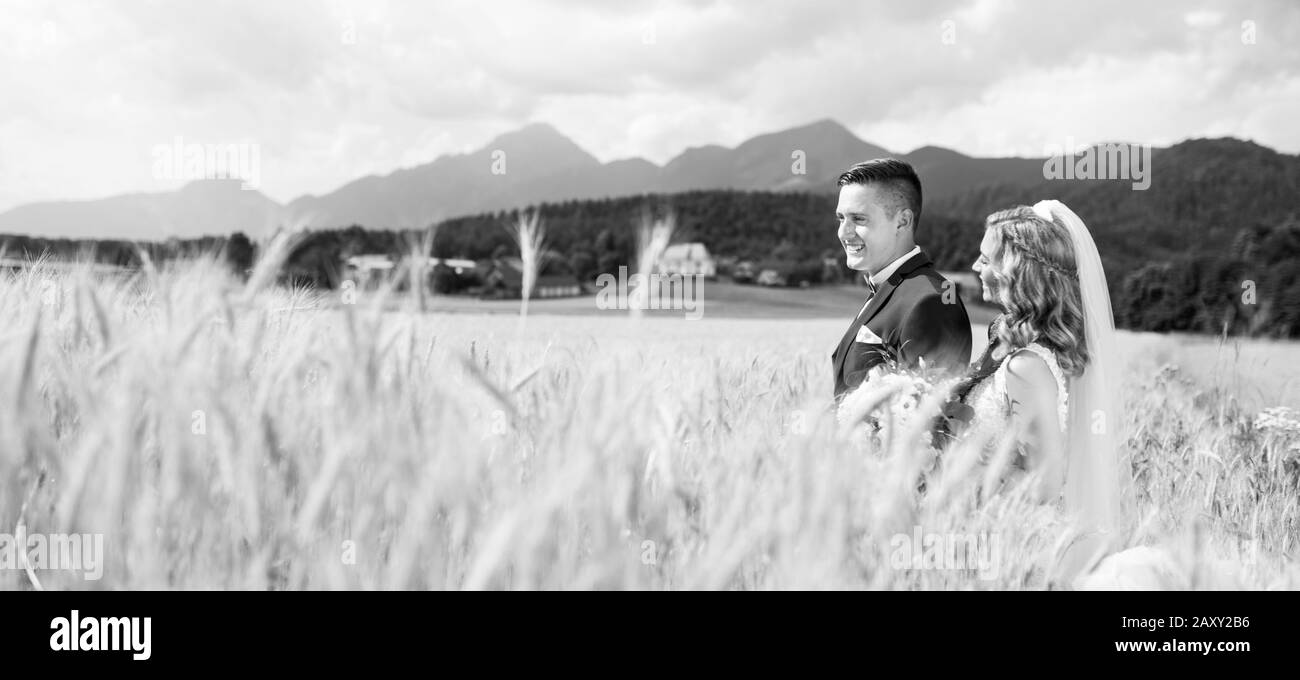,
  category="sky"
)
[1,0,1297,212]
